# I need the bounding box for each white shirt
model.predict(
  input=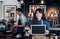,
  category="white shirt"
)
[17,13,27,24]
